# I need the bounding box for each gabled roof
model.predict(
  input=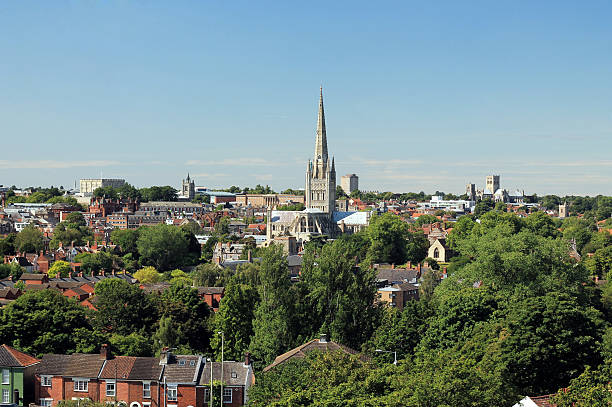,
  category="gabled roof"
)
[200,361,252,387]
[36,353,106,377]
[0,344,40,367]
[99,356,136,380]
[163,355,201,384]
[263,337,364,372]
